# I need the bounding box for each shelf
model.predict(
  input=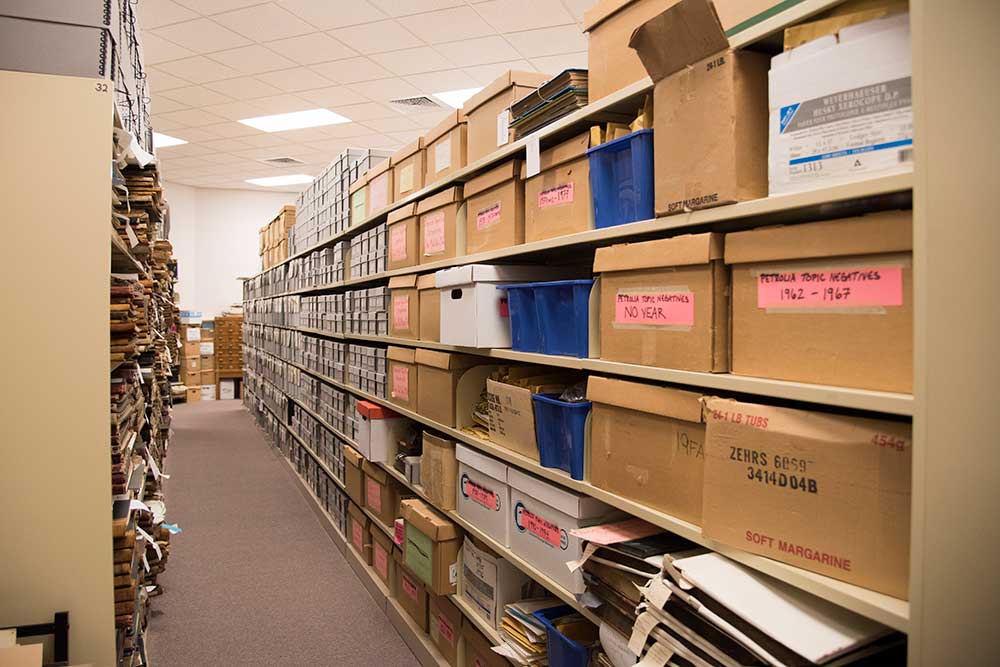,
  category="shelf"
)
[727,0,847,48]
[110,229,150,279]
[451,593,503,646]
